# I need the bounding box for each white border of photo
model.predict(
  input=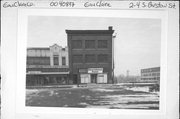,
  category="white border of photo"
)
[2,6,179,119]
